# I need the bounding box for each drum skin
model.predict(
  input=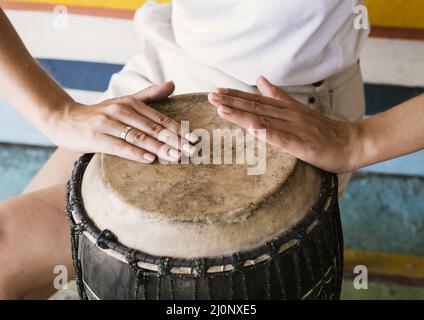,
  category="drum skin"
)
[80,94,316,259]
[66,94,343,300]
